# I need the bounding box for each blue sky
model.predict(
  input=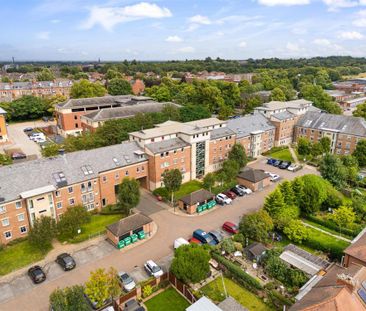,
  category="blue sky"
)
[2,0,366,61]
